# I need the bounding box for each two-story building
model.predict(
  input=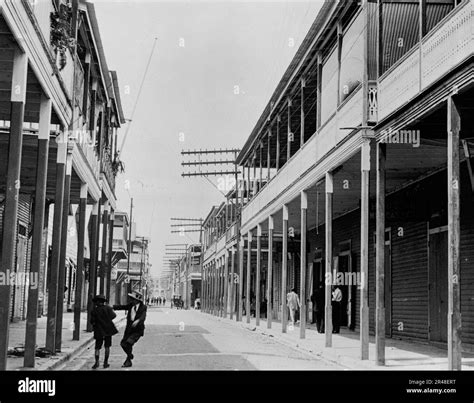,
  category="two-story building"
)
[0,0,125,369]
[201,0,474,369]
